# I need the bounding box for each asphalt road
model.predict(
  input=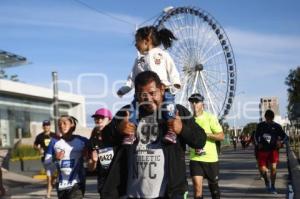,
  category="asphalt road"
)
[3,144,289,199]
